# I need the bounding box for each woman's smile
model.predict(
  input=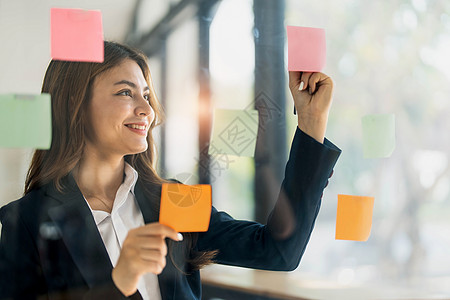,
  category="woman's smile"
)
[124,122,149,136]
[86,58,155,157]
